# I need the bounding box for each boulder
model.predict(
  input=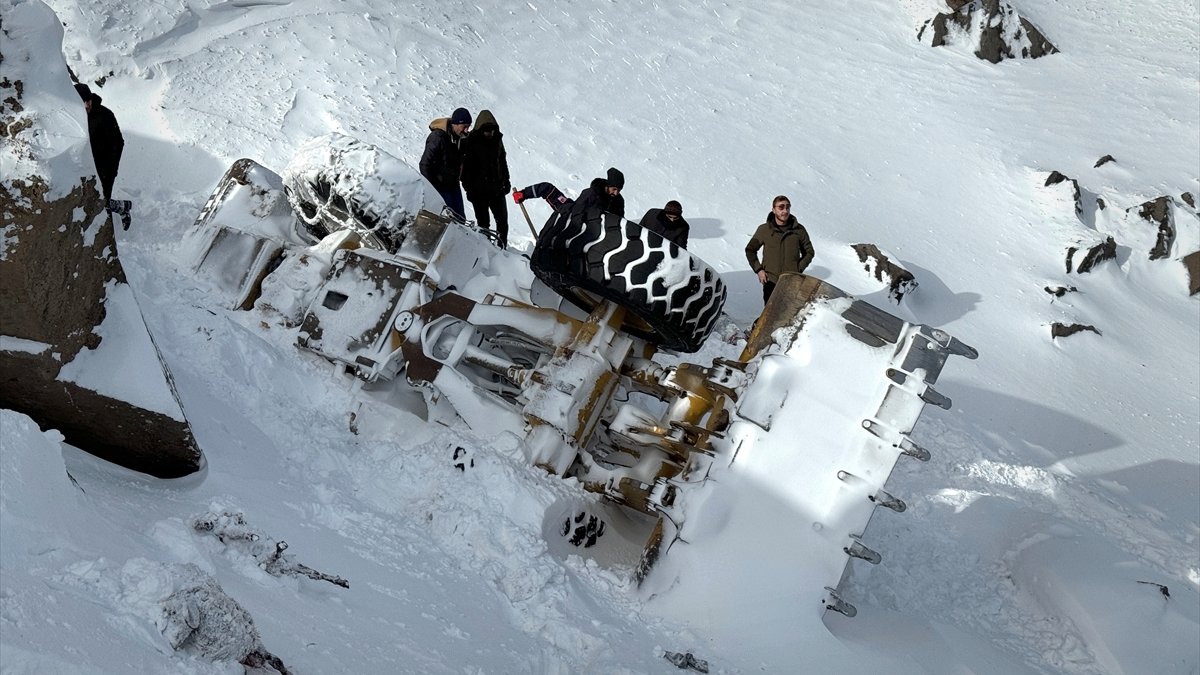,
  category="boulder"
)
[1066,236,1116,274]
[1045,170,1083,215]
[0,1,201,477]
[919,0,1058,64]
[851,244,918,302]
[1050,323,1101,339]
[1184,251,1200,296]
[1182,192,1196,209]
[1044,285,1077,297]
[1132,196,1176,261]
